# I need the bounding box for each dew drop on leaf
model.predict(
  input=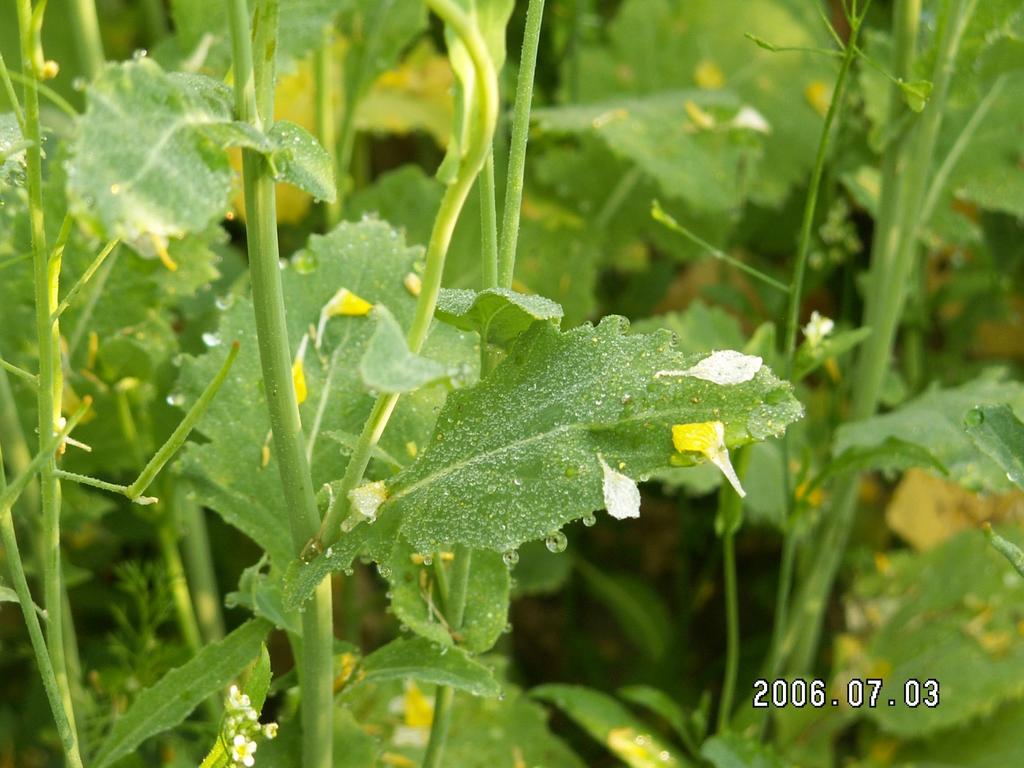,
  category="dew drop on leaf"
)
[502,549,519,567]
[545,531,568,553]
[165,393,185,407]
[582,513,597,527]
[201,332,222,347]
